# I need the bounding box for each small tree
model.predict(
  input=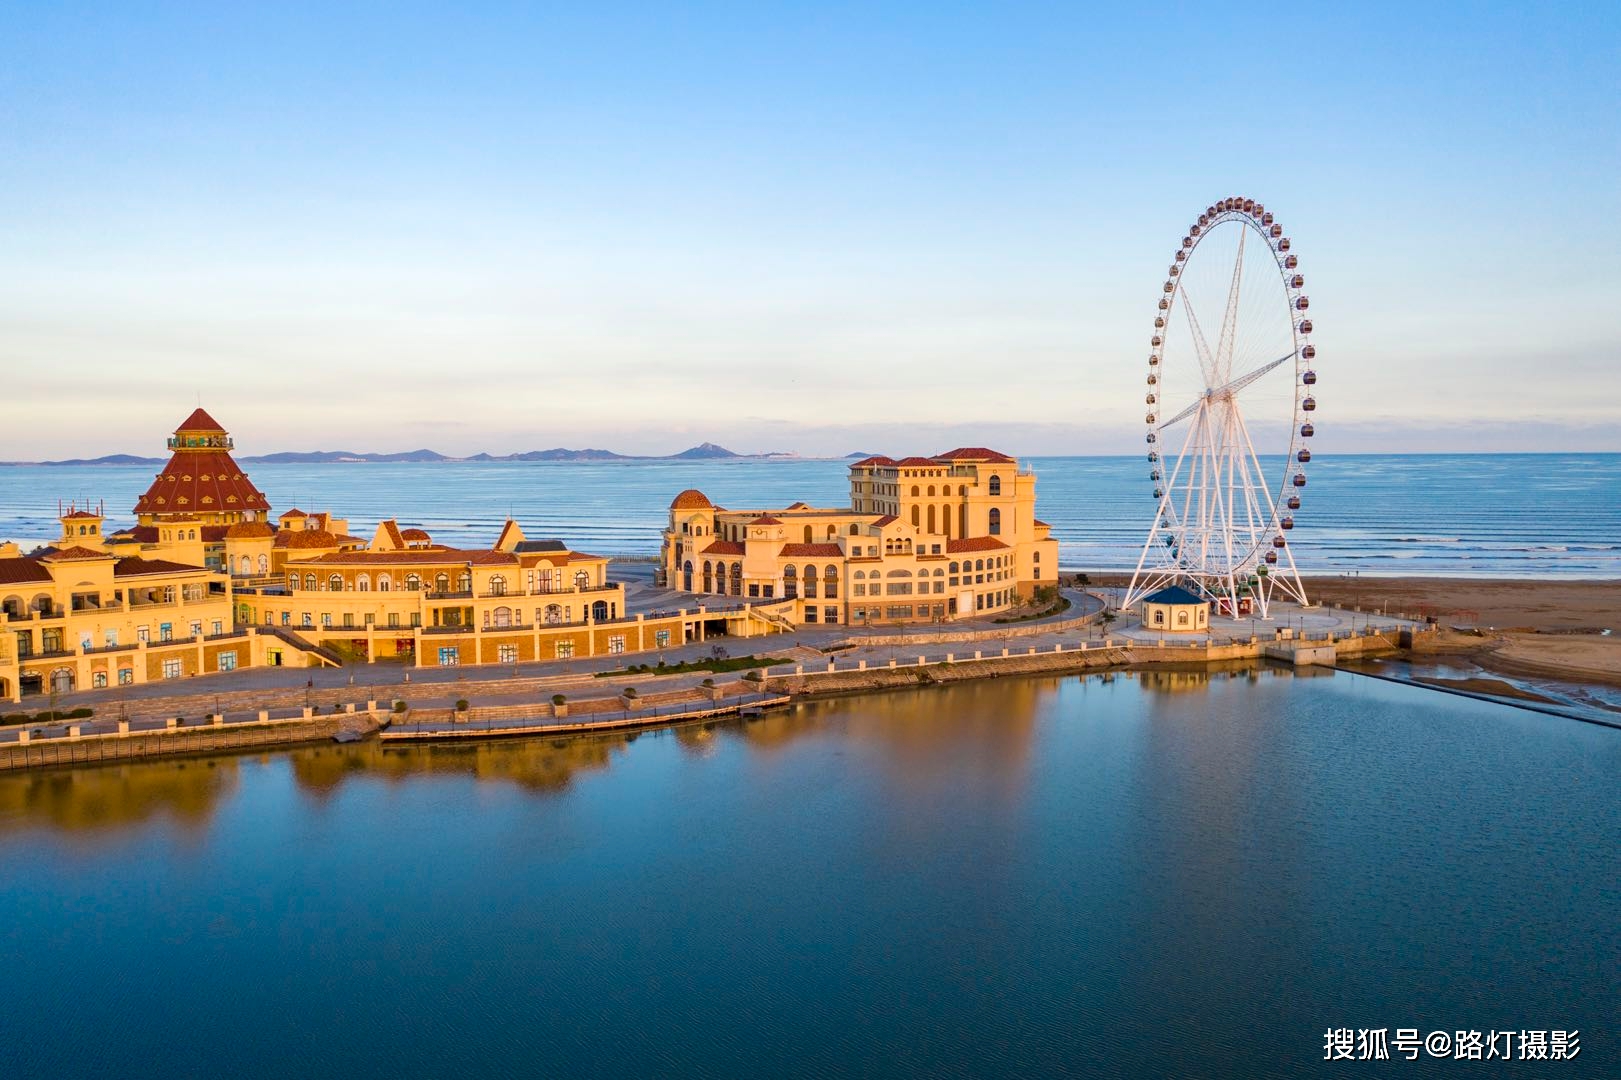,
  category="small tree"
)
[455,698,470,712]
[621,687,639,700]
[392,700,408,714]
[552,693,567,707]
